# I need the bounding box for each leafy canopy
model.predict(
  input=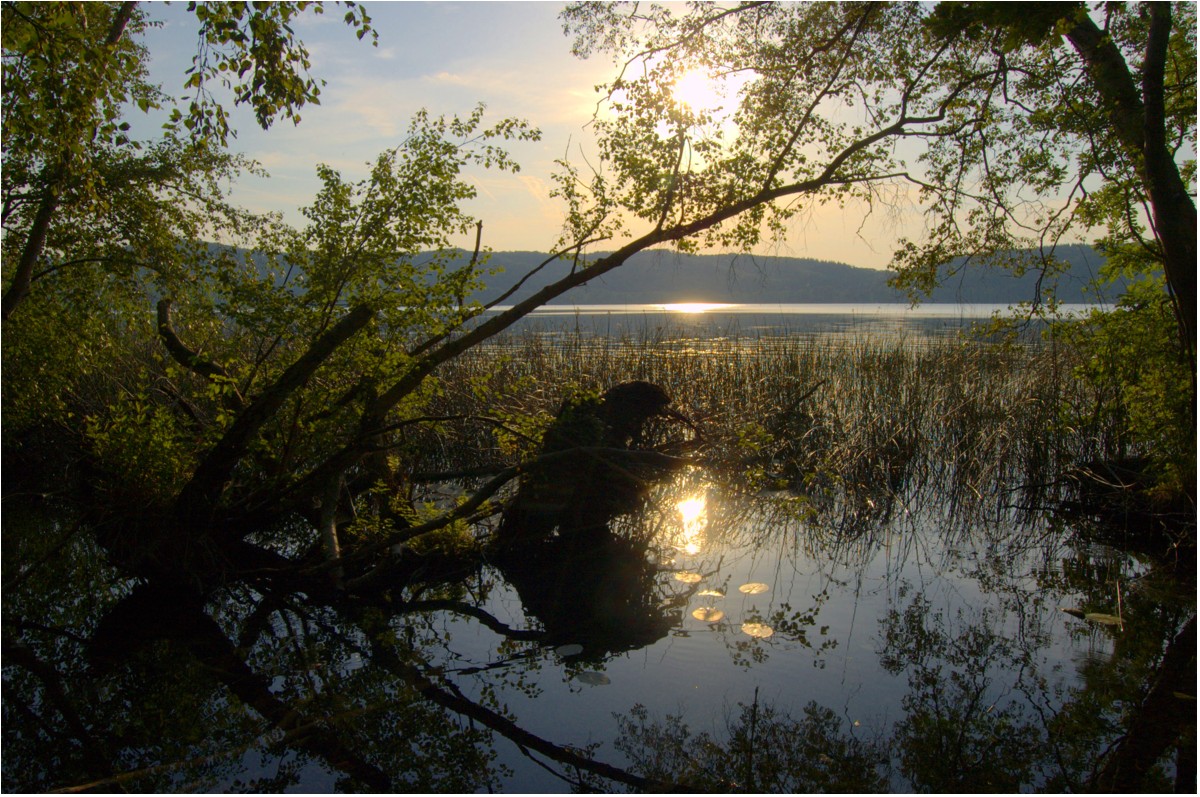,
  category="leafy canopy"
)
[559,2,1194,489]
[1,1,375,323]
